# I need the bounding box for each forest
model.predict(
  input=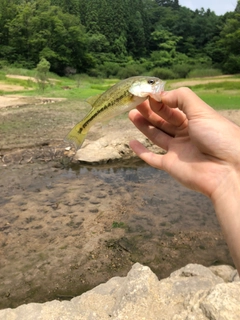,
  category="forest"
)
[0,0,240,78]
